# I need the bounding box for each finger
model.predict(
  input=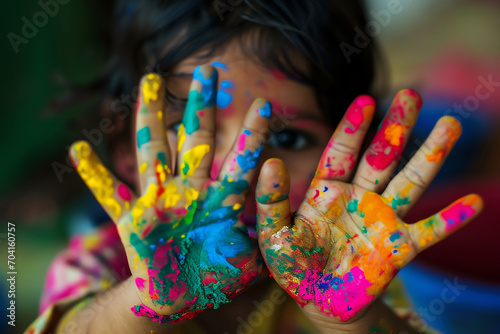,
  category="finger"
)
[217,98,271,184]
[177,64,218,189]
[70,141,136,222]
[382,116,462,217]
[315,95,375,181]
[256,159,292,238]
[353,89,422,193]
[407,194,483,255]
[135,73,171,194]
